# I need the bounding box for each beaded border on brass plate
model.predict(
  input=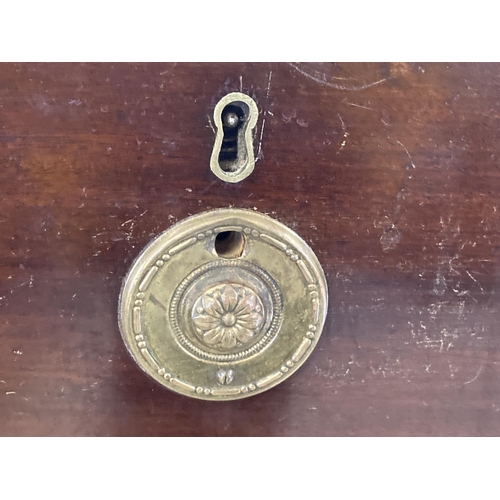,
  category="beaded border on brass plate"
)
[131,225,321,397]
